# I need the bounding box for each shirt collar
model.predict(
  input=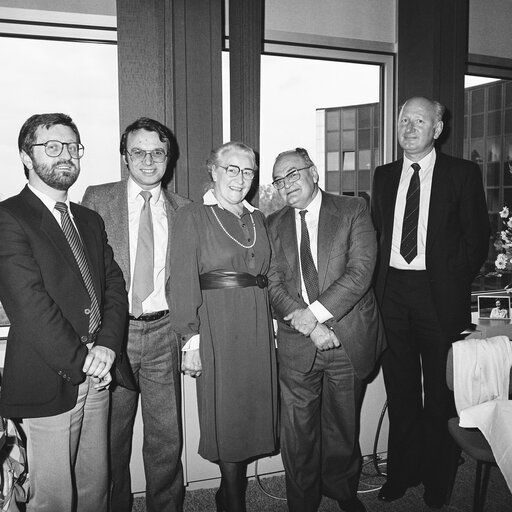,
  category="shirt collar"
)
[127,177,162,203]
[202,188,257,212]
[28,182,71,213]
[295,187,322,219]
[403,147,436,173]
